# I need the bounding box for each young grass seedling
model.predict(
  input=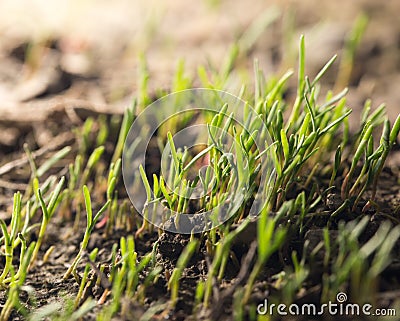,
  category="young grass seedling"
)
[77,117,94,157]
[81,146,105,186]
[0,192,22,285]
[29,176,65,270]
[135,164,152,238]
[341,122,373,200]
[111,102,136,164]
[242,207,287,304]
[104,159,121,236]
[168,239,198,308]
[0,242,35,321]
[36,146,71,178]
[363,115,400,211]
[75,248,98,308]
[203,219,252,307]
[335,13,368,90]
[63,186,110,279]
